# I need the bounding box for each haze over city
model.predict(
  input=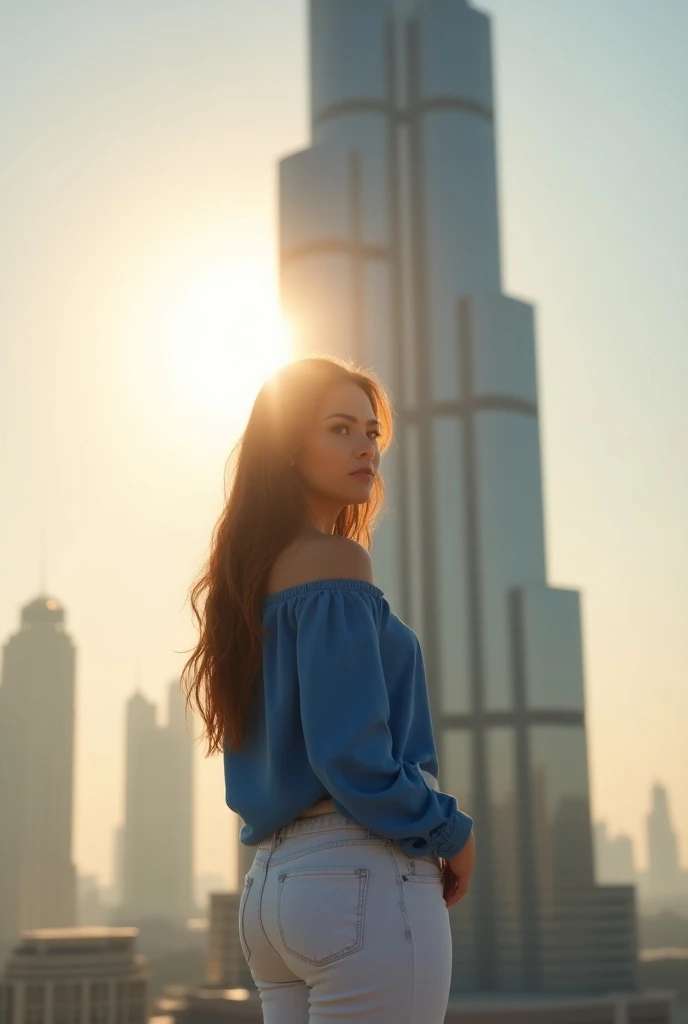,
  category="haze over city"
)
[1,0,686,901]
